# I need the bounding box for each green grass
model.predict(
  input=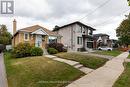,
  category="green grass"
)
[113,62,130,87]
[128,55,130,59]
[93,50,122,57]
[55,53,108,69]
[4,53,84,87]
